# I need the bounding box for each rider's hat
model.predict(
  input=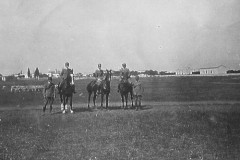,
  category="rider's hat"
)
[122,63,126,66]
[65,62,69,67]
